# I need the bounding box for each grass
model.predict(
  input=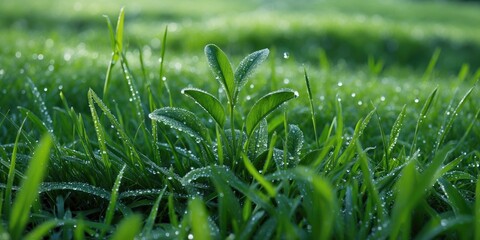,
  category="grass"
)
[1,0,480,239]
